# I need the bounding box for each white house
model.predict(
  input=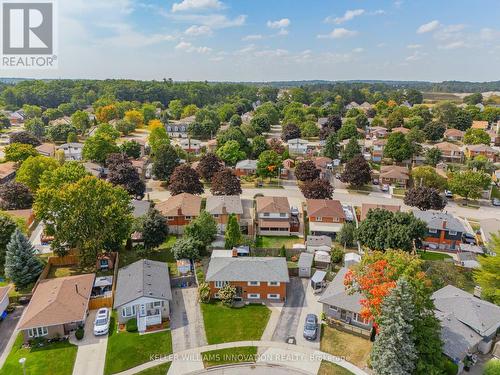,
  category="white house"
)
[114,259,172,332]
[287,138,309,155]
[57,143,84,161]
